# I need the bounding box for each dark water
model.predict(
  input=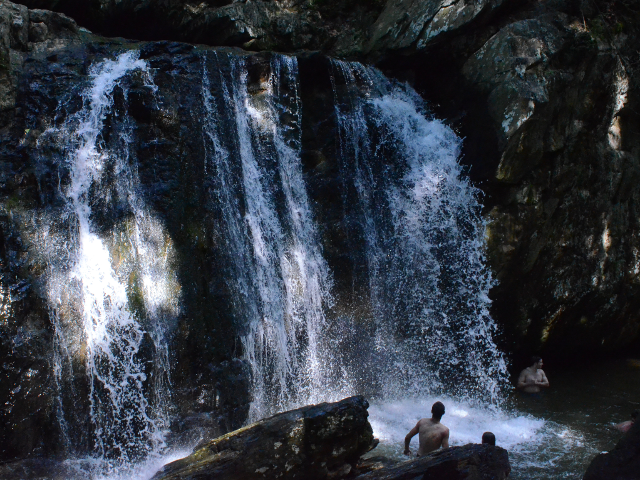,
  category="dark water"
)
[1,360,636,479]
[508,358,640,479]
[366,359,640,480]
